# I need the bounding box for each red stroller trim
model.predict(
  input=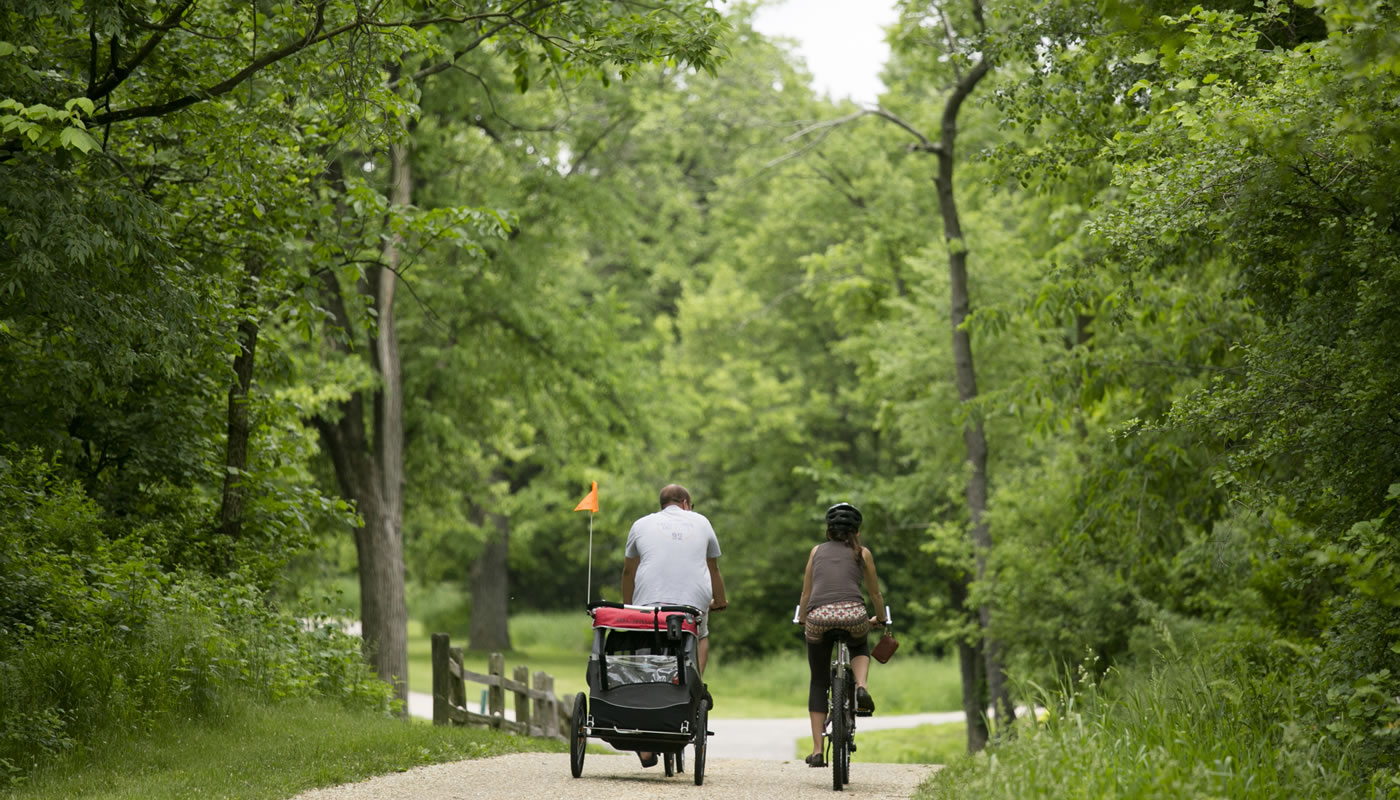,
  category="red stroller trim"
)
[591,606,699,635]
